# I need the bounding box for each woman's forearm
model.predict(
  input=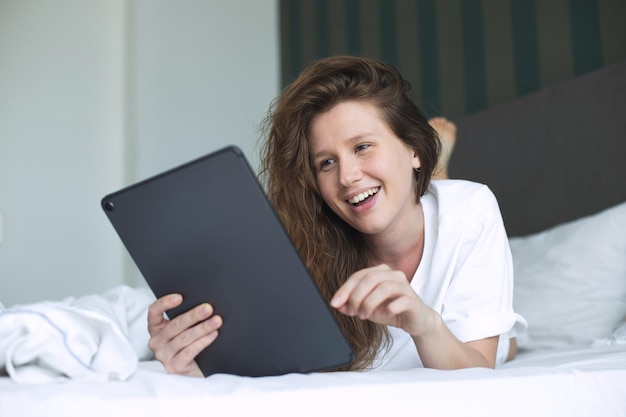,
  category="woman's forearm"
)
[411,312,497,370]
